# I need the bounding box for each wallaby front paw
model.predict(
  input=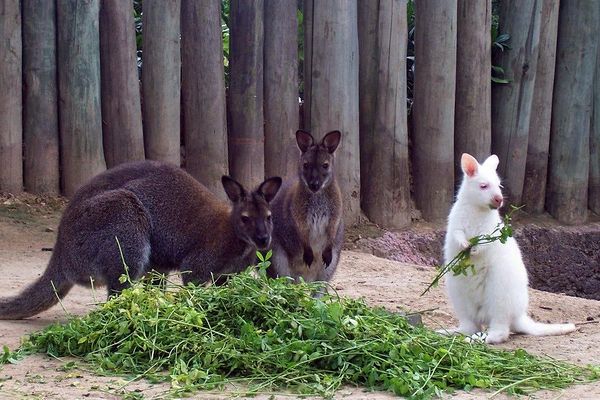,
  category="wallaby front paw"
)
[322,246,333,267]
[469,245,481,256]
[303,247,314,267]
